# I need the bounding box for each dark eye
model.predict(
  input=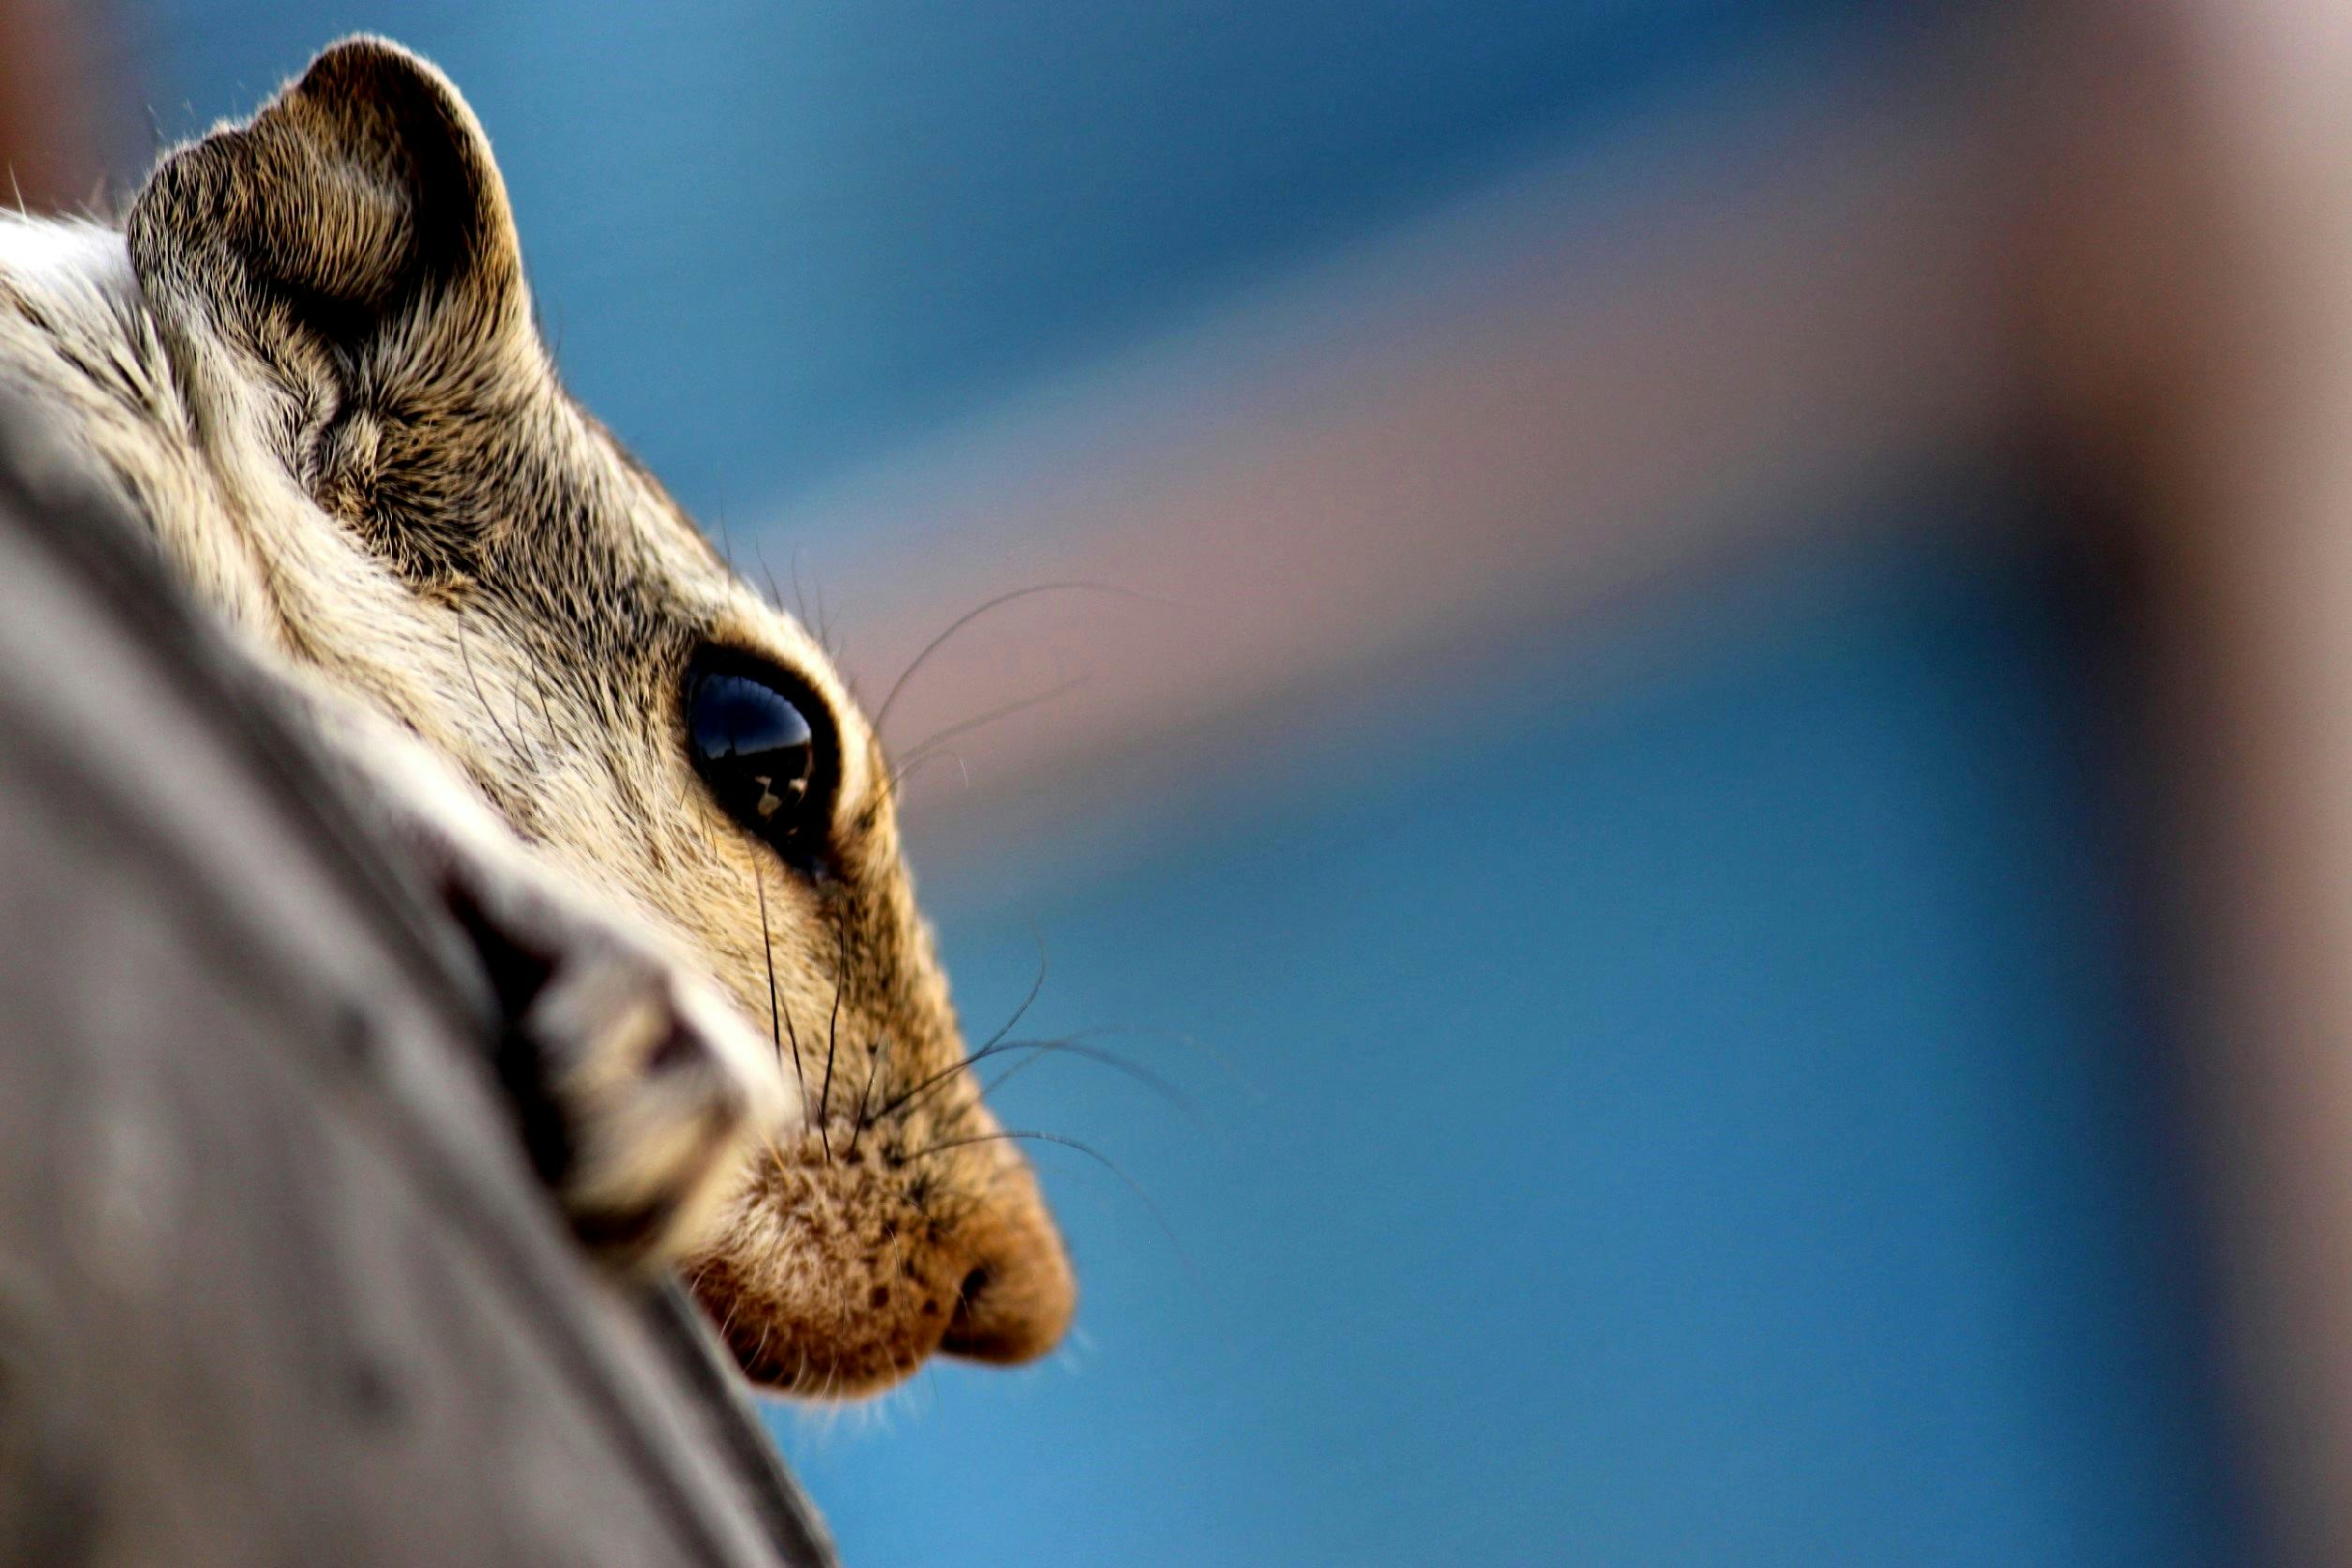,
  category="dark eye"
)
[685,652,833,865]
